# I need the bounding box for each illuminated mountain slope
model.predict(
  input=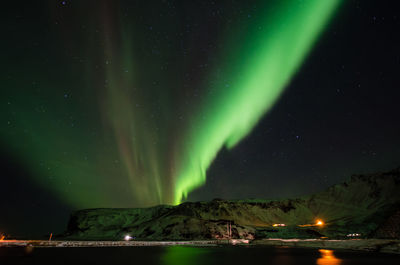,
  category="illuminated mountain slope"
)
[65,168,400,240]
